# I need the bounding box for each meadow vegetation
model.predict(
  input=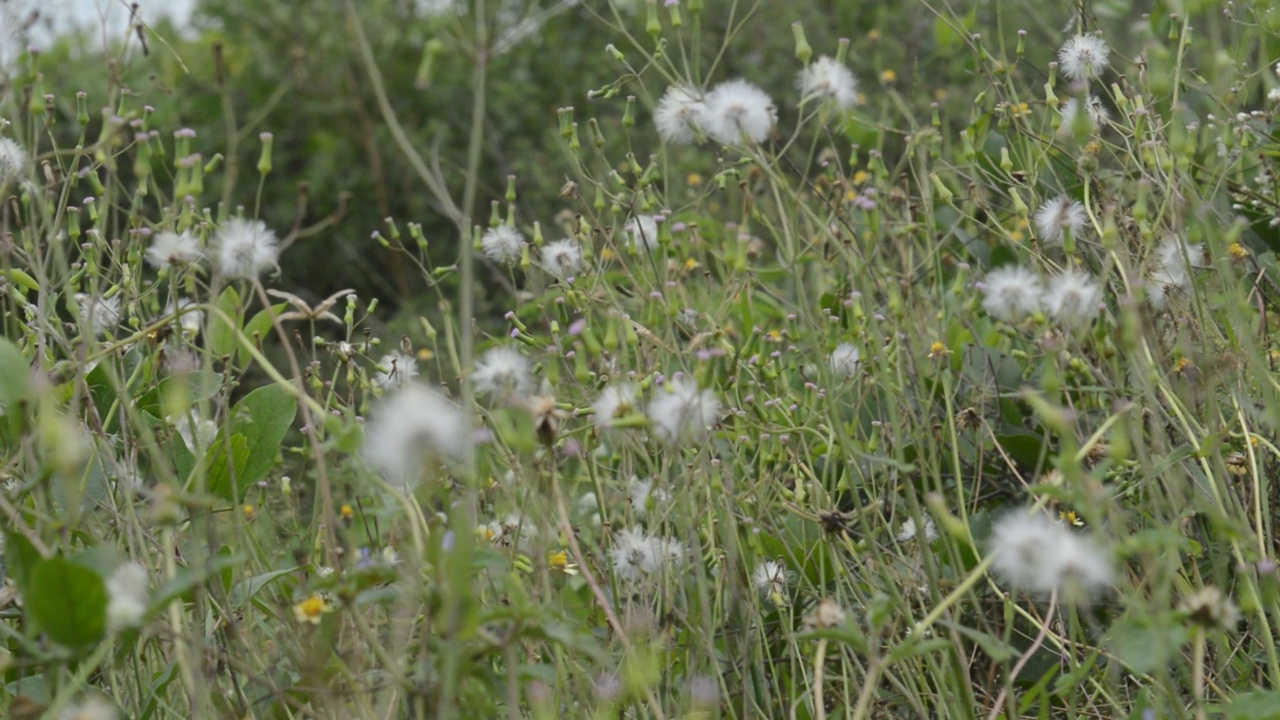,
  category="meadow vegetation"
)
[3,0,1280,718]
